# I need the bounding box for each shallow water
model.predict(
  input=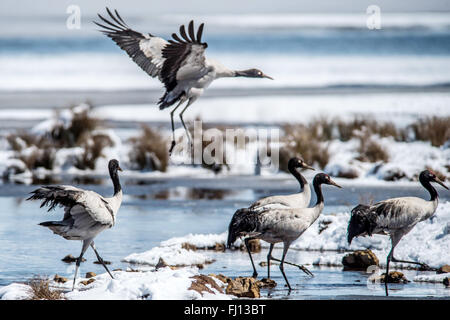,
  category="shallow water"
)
[0,177,449,299]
